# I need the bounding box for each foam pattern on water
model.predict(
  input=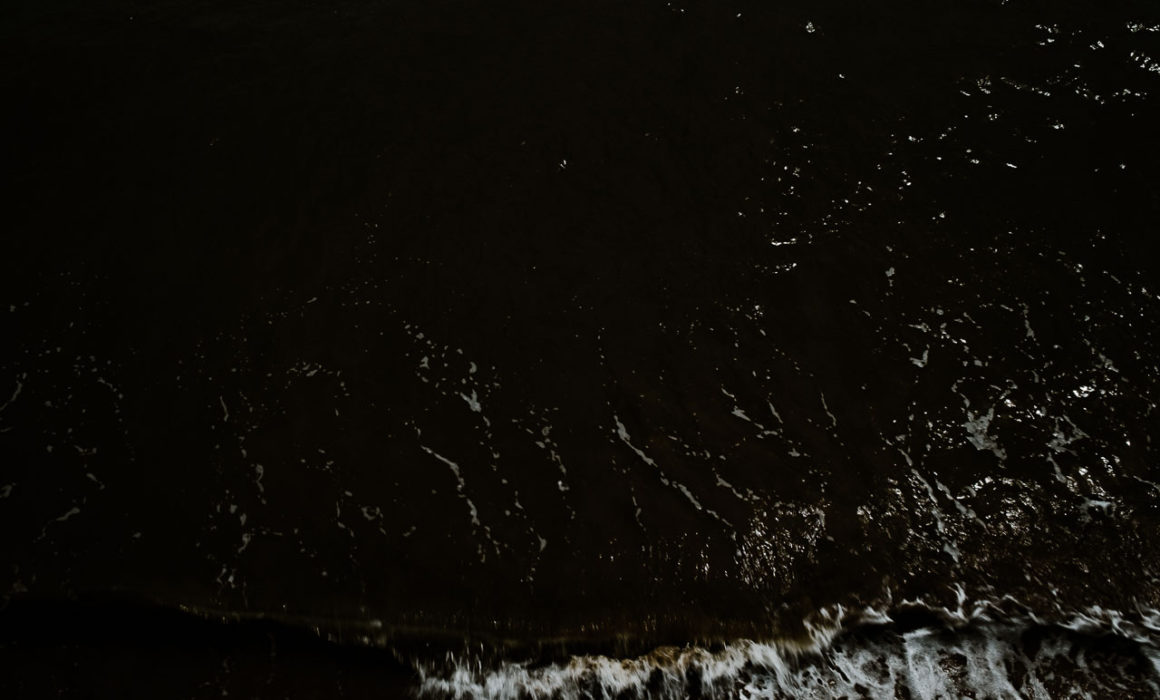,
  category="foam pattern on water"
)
[414,602,1160,699]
